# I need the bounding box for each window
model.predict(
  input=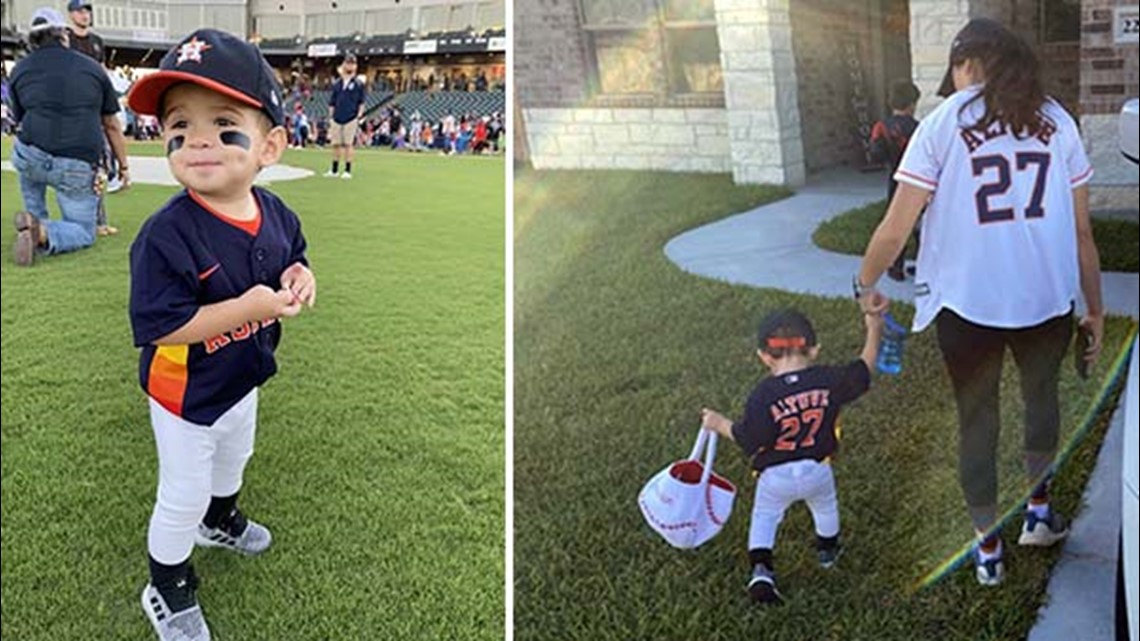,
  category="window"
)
[1041,0,1080,43]
[580,0,722,101]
